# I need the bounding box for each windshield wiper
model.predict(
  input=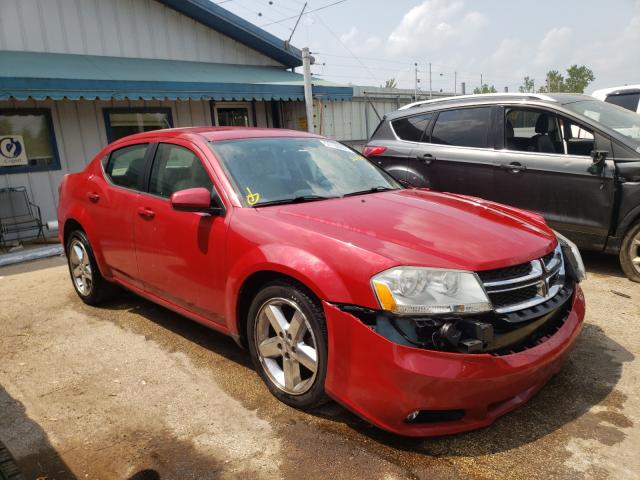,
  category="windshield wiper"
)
[343,186,398,197]
[251,195,334,207]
